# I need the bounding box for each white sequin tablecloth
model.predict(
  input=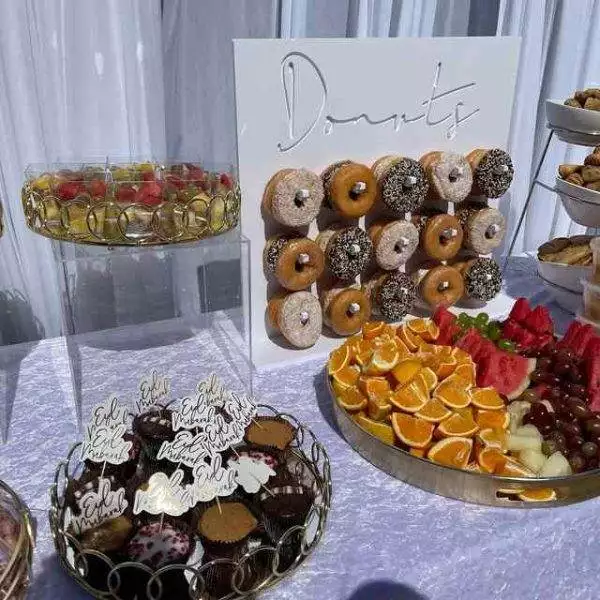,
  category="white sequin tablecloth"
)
[0,258,598,600]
